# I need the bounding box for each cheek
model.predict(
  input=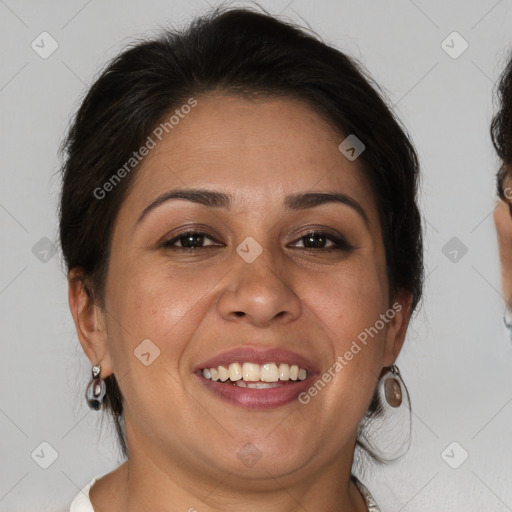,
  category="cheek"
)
[305,260,388,347]
[105,261,221,365]
[300,258,389,414]
[103,265,209,417]
[292,266,389,447]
